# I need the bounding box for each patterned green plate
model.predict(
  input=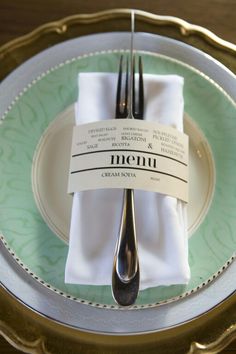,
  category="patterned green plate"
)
[0,50,236,307]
